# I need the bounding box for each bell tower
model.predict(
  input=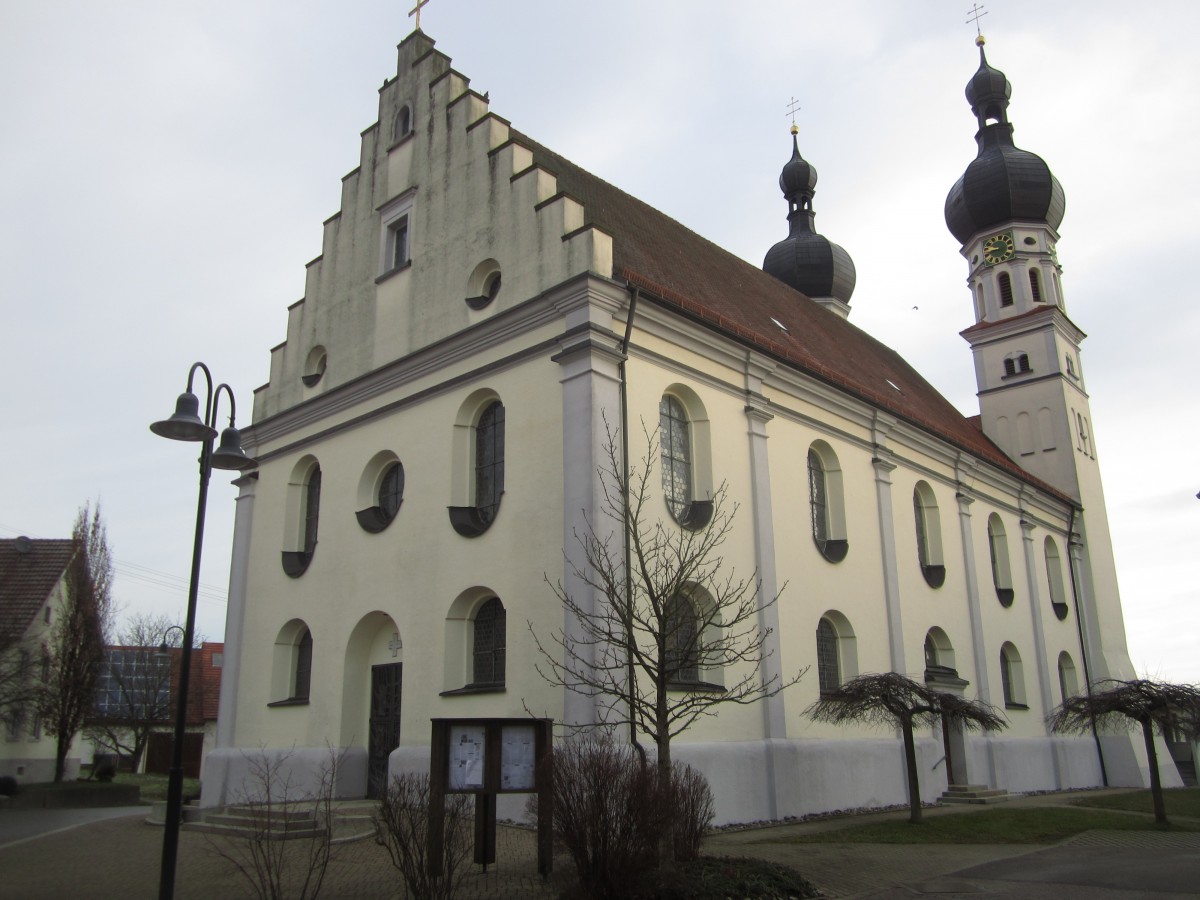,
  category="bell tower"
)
[945,36,1137,694]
